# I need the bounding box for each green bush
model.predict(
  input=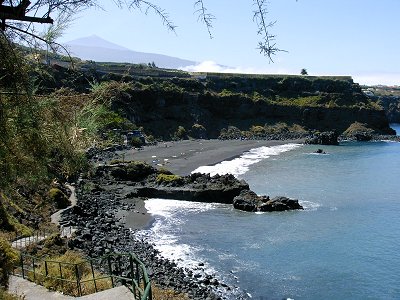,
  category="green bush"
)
[0,288,21,300]
[190,124,207,139]
[158,168,173,175]
[48,188,70,209]
[156,174,183,184]
[174,126,188,140]
[250,125,265,136]
[0,237,19,288]
[129,137,144,147]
